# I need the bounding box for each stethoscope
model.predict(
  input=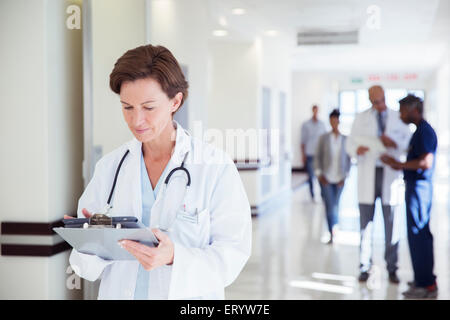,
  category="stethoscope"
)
[103,149,191,218]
